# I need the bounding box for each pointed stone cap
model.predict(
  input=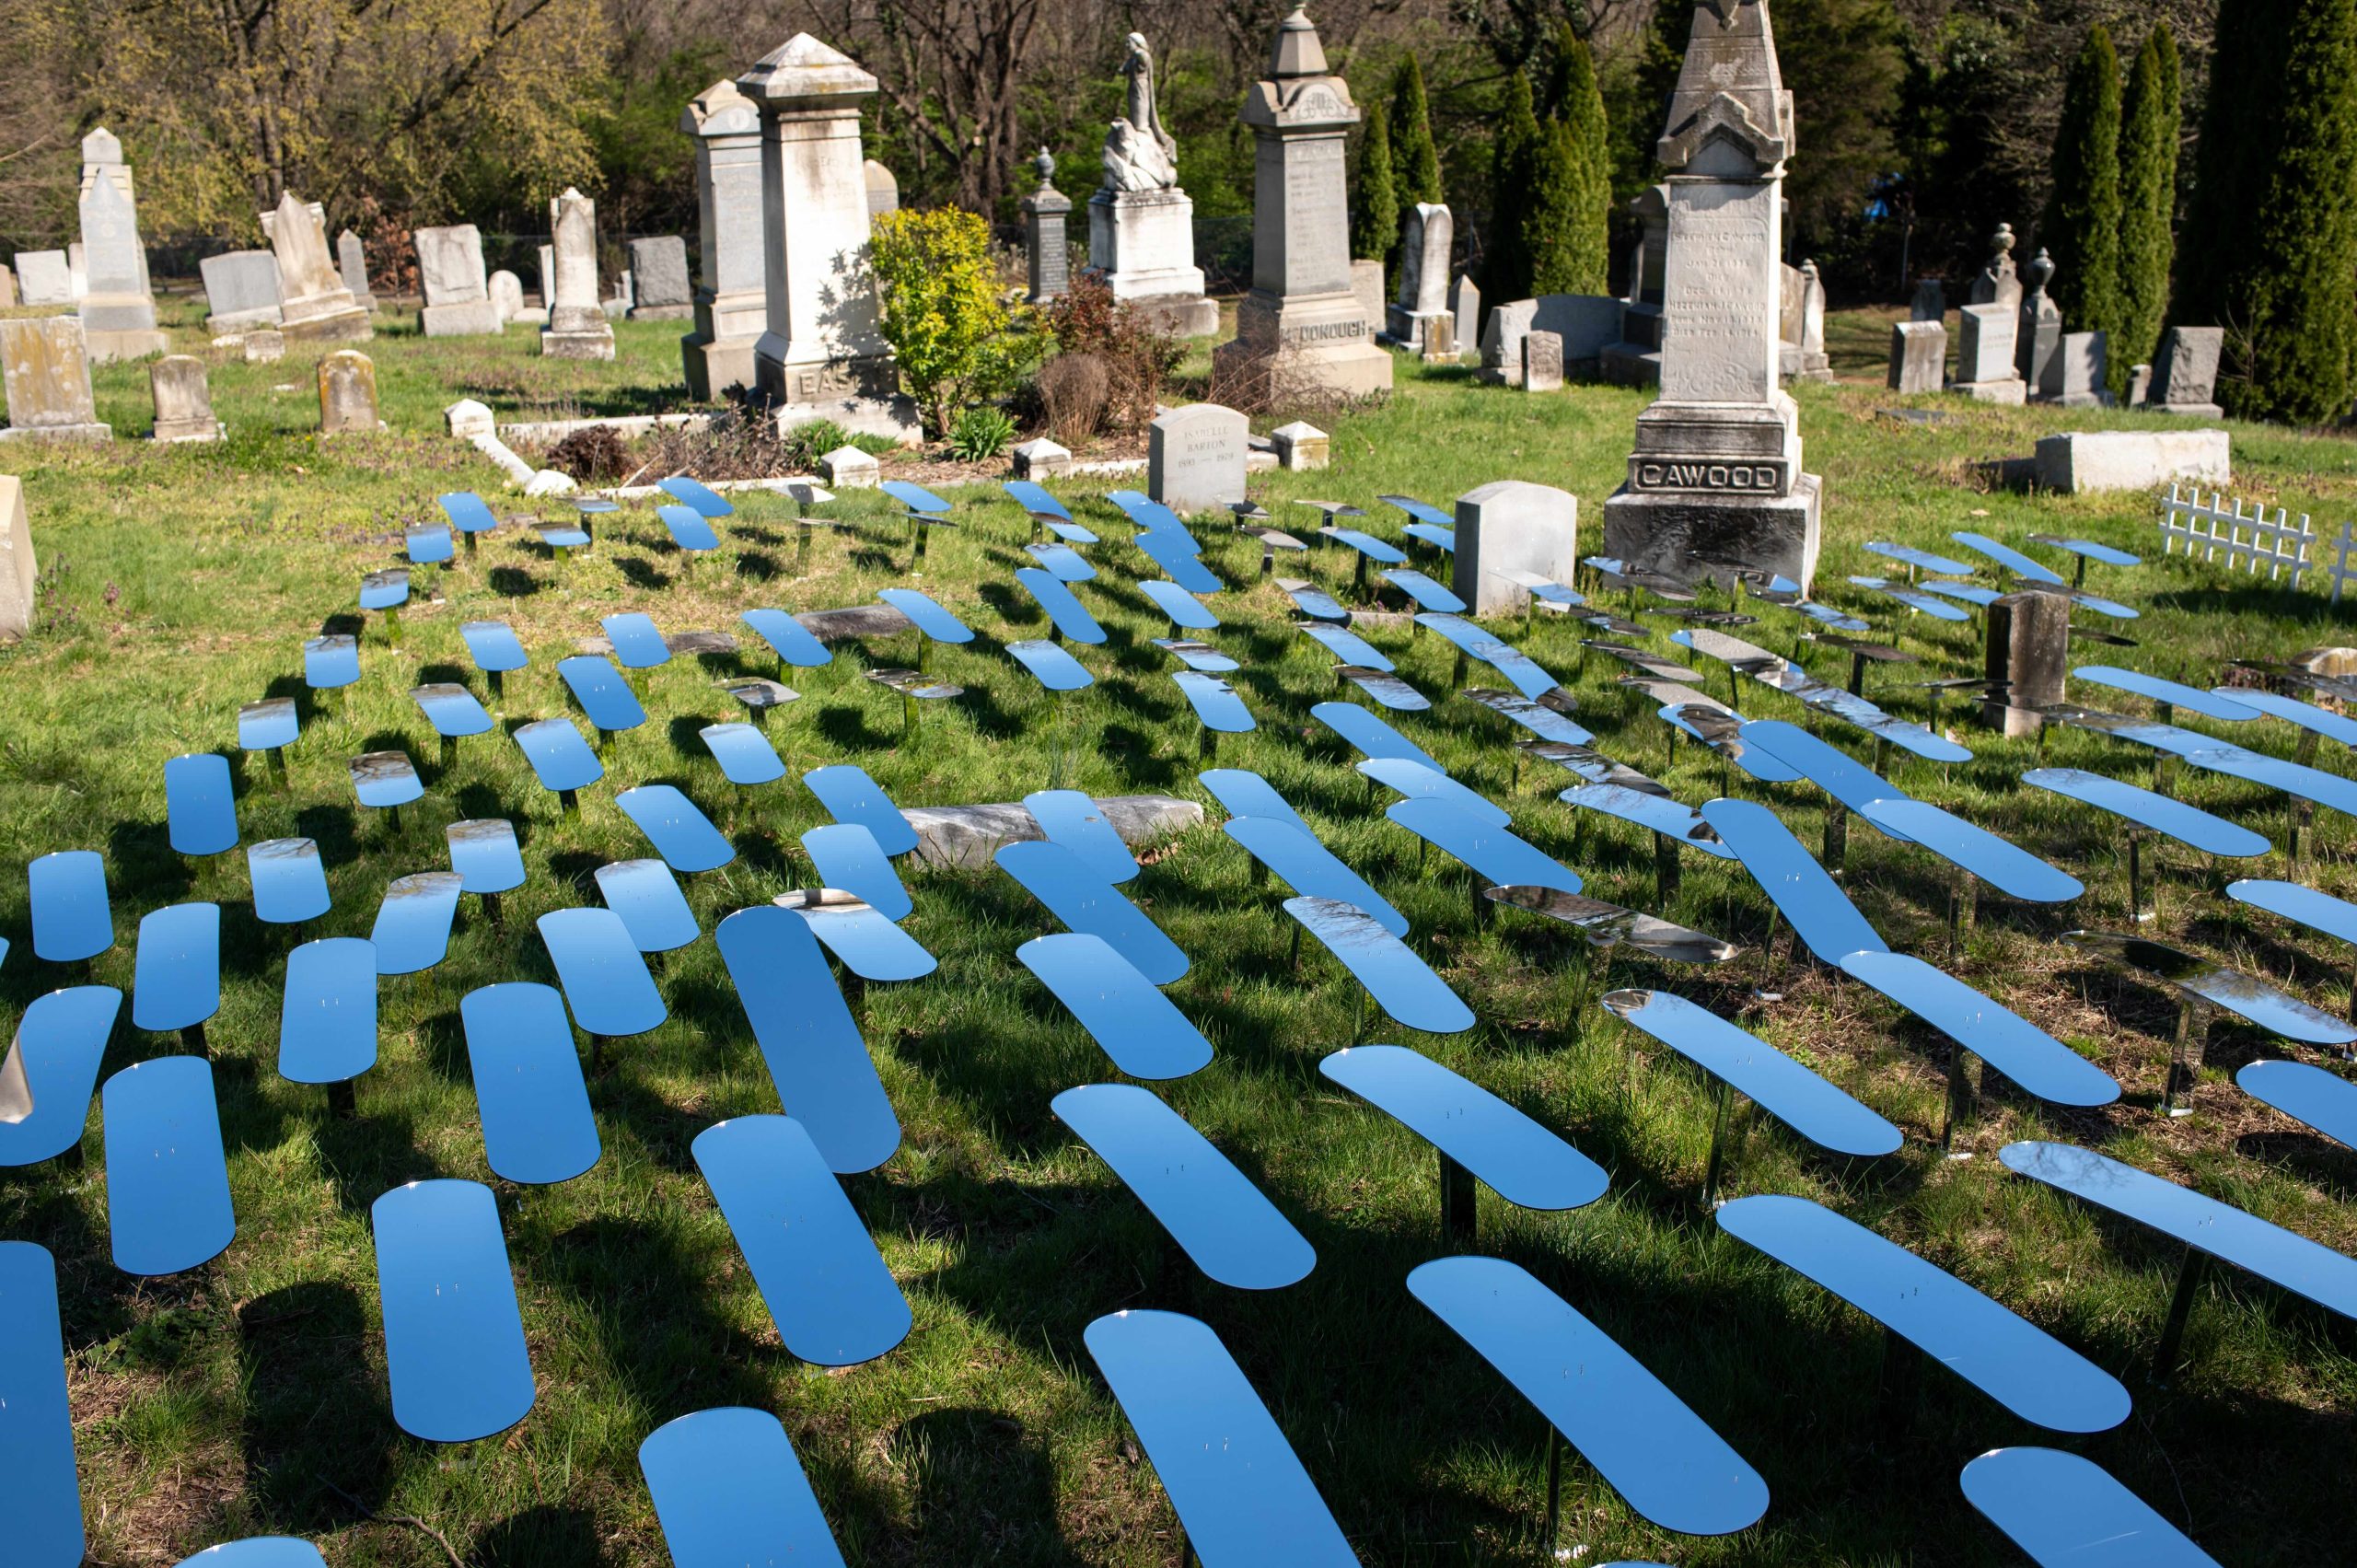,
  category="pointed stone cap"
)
[1268,7,1329,77]
[81,127,122,166]
[737,34,877,106]
[1655,0,1794,172]
[682,78,760,137]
